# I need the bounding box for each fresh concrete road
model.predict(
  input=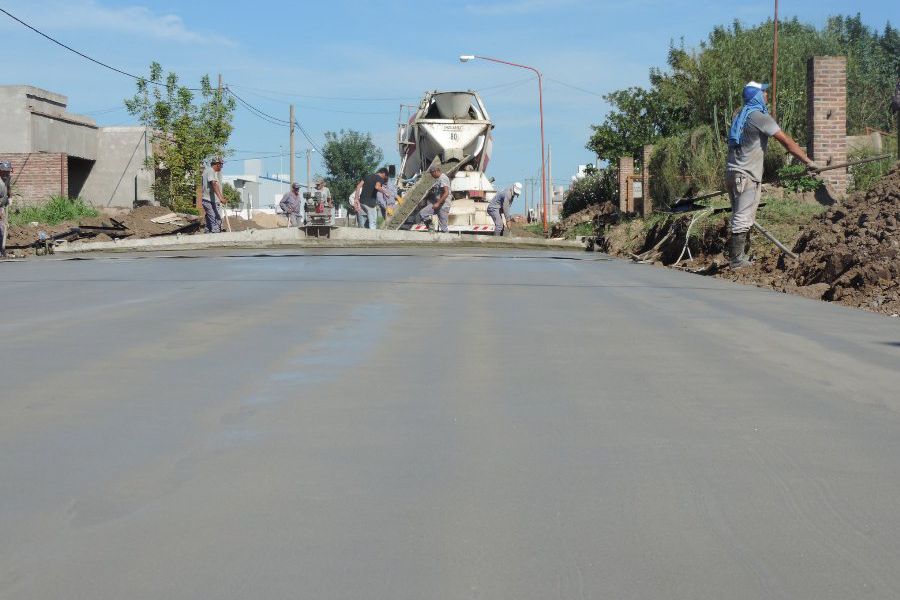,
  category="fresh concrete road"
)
[2,248,900,600]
